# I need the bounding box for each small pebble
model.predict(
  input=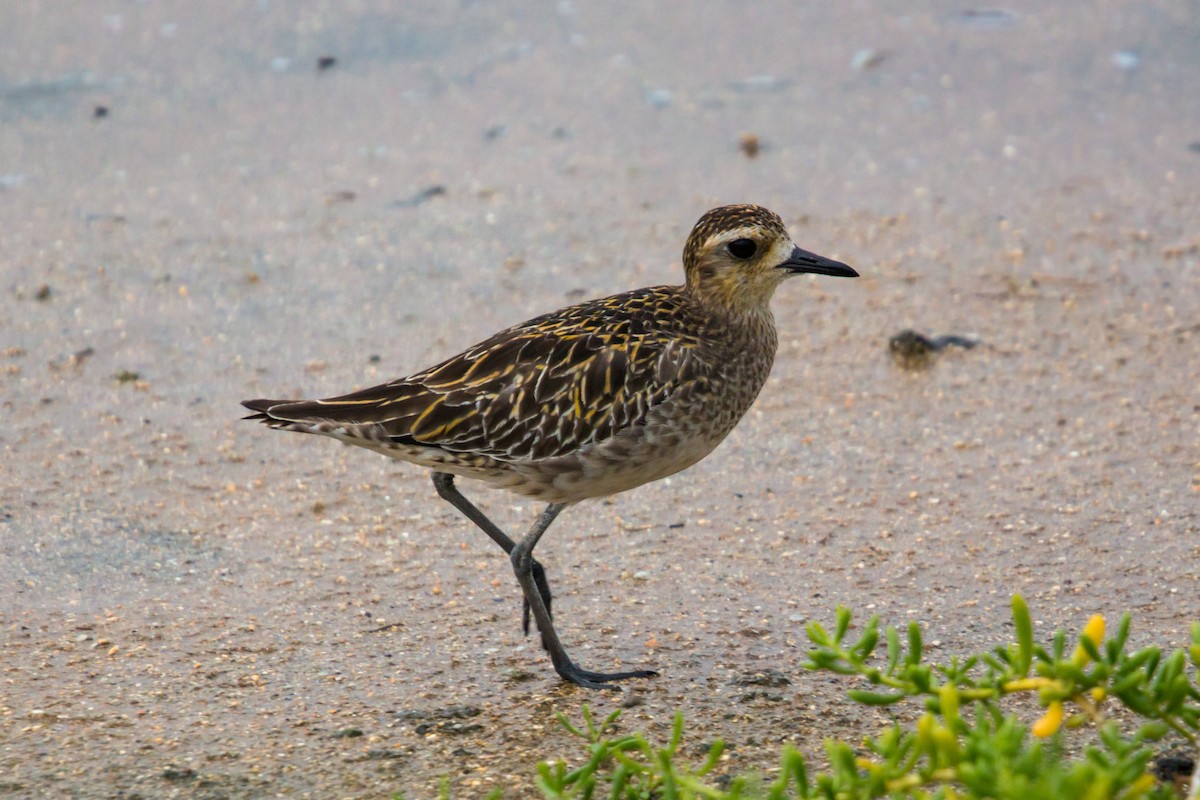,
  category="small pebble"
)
[948,9,1018,28]
[730,75,789,92]
[394,185,446,208]
[644,88,672,109]
[161,766,195,781]
[1111,50,1141,71]
[738,132,760,158]
[851,48,885,71]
